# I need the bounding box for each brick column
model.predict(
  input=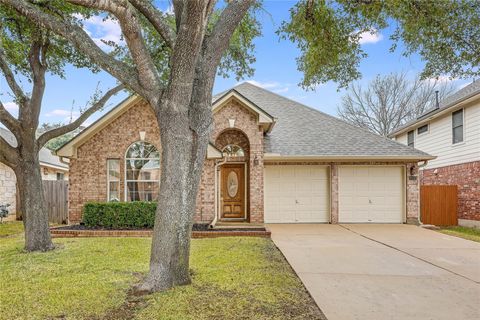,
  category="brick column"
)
[330,164,338,224]
[406,162,420,224]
